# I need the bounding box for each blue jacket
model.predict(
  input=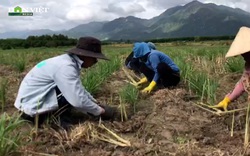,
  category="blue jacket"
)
[146,50,180,82]
[133,42,179,82]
